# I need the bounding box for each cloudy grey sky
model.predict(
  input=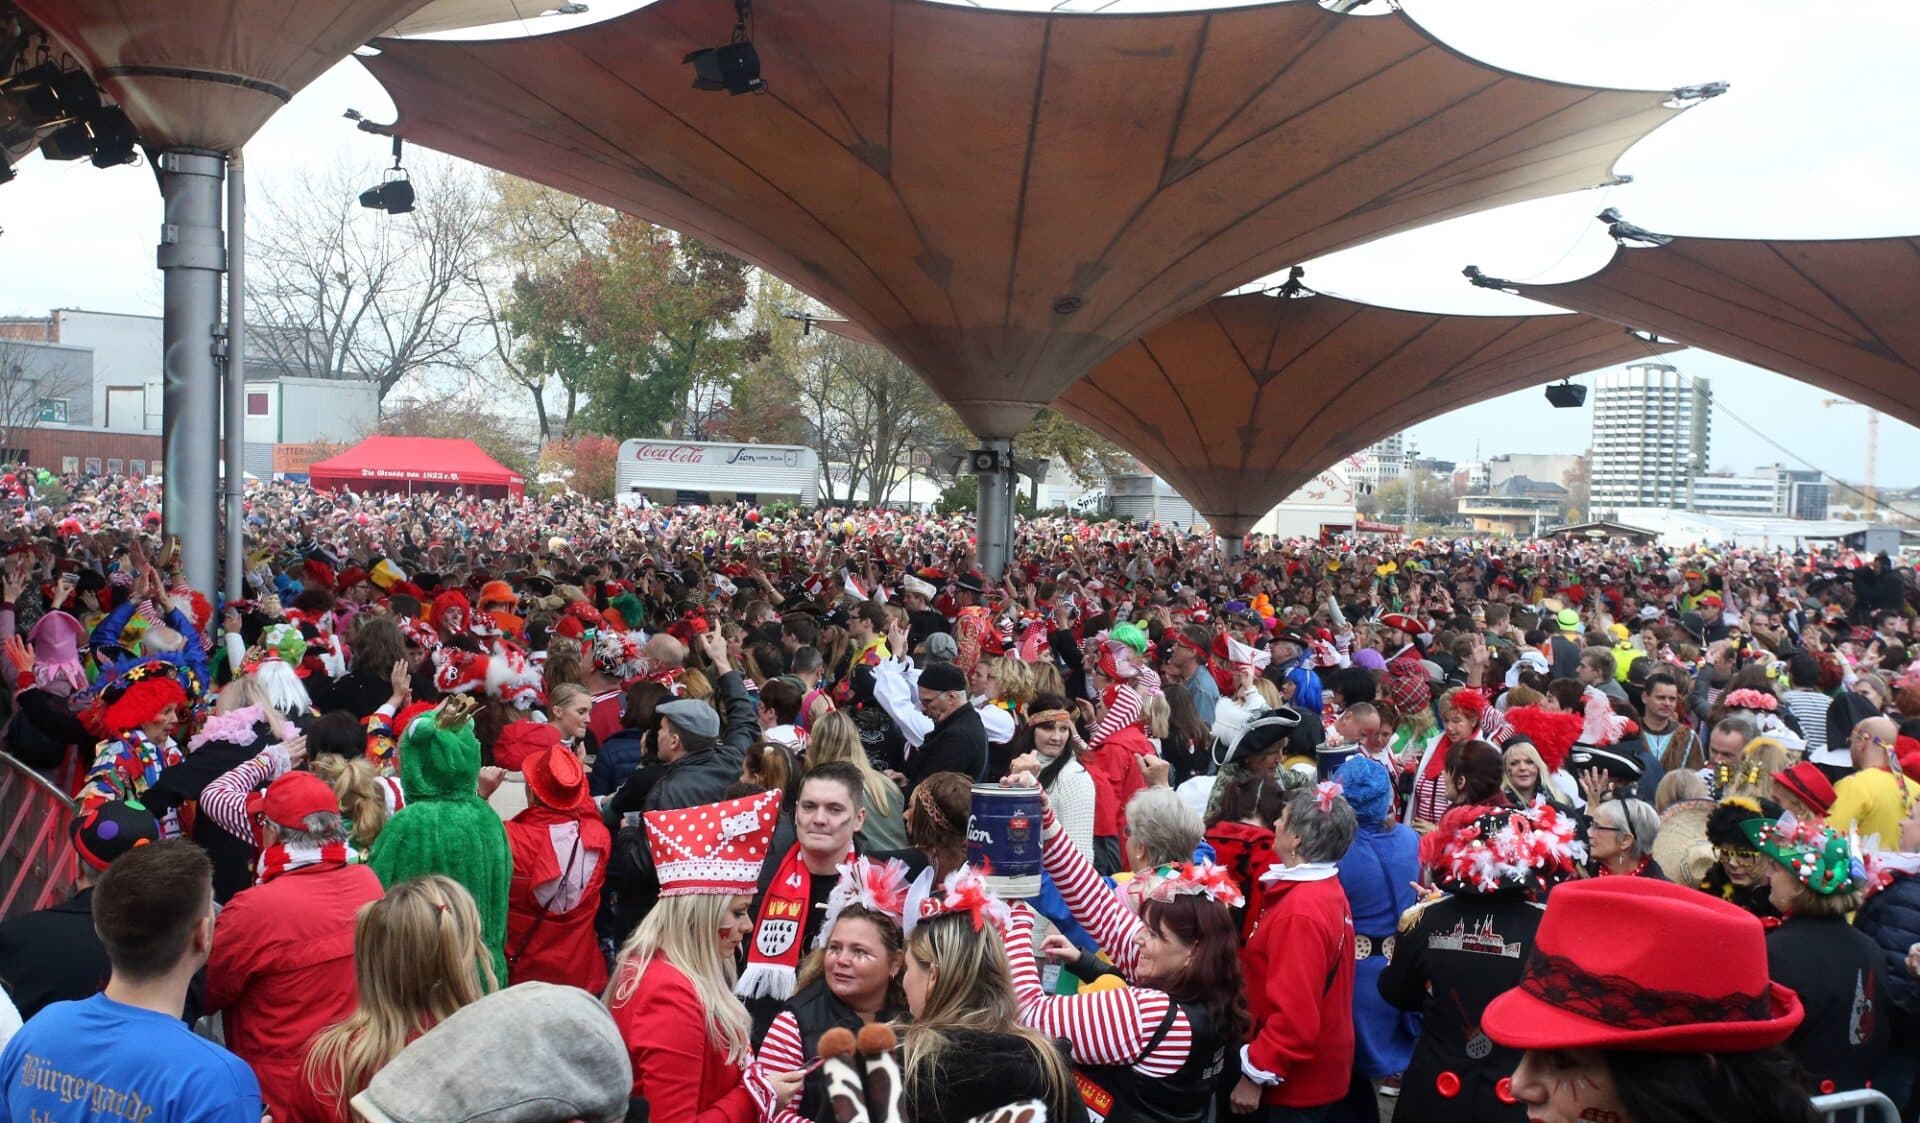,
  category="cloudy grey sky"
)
[2,0,1917,486]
